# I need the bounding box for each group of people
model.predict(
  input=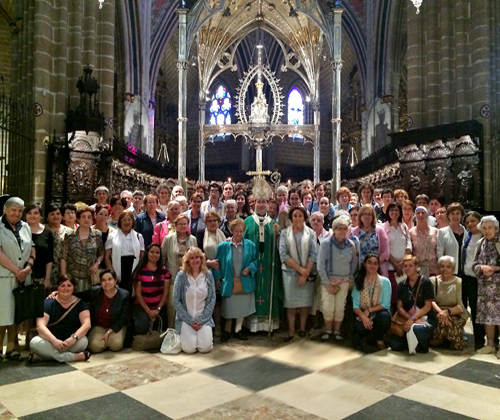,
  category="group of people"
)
[1,177,499,364]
